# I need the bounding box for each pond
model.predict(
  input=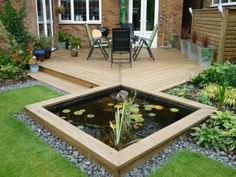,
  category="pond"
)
[47,86,196,150]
